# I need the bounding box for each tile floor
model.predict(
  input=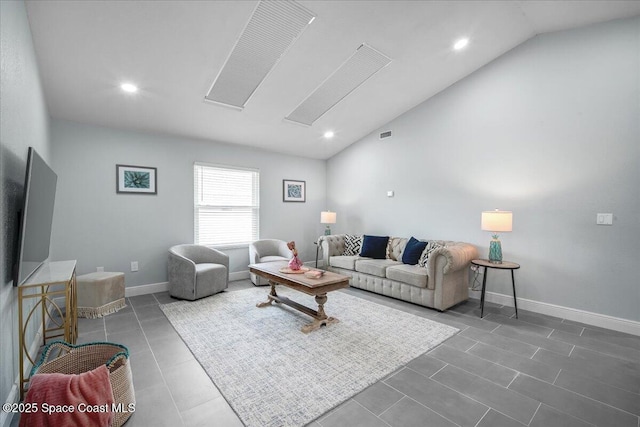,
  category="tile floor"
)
[13,280,640,427]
